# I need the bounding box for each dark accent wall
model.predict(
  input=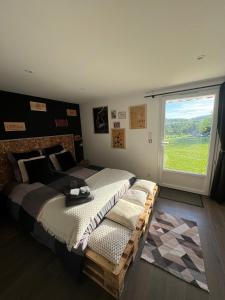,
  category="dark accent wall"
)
[0,90,82,140]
